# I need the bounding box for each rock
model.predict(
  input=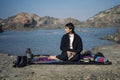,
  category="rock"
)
[100,35,114,40]
[0,23,4,33]
[92,47,99,50]
[114,36,120,43]
[111,27,120,43]
[115,27,120,42]
[100,27,120,44]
